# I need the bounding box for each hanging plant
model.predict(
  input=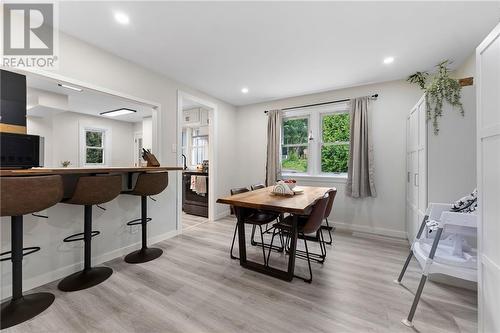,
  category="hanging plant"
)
[407,60,464,134]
